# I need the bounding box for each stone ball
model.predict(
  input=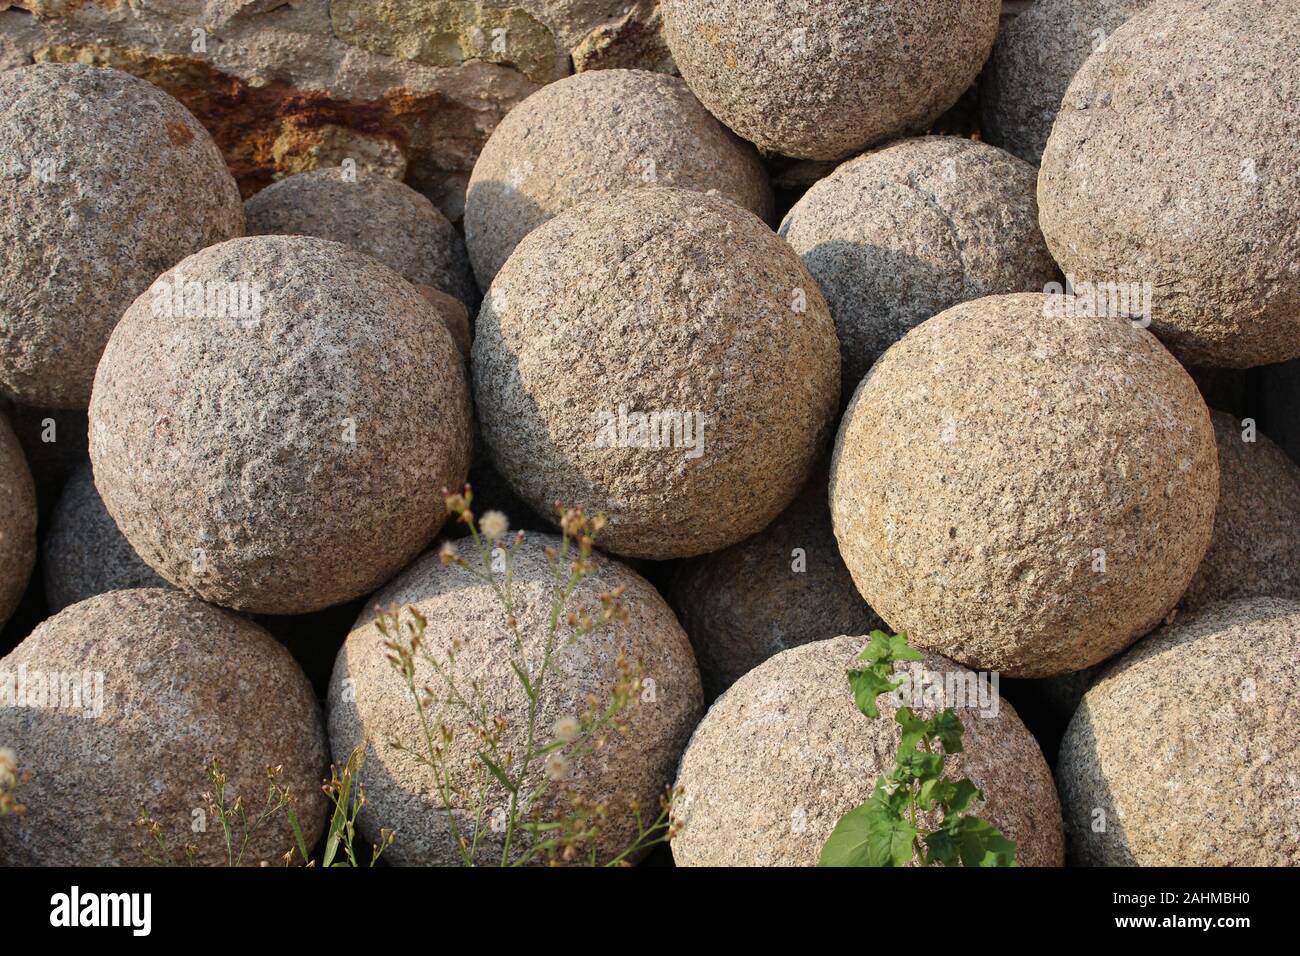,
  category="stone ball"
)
[43,464,168,614]
[1181,411,1300,611]
[88,235,473,615]
[244,167,479,311]
[327,534,704,866]
[0,588,329,866]
[779,136,1059,393]
[1038,0,1300,368]
[661,0,1001,161]
[463,68,772,287]
[0,413,36,631]
[830,293,1218,678]
[981,0,1155,165]
[0,63,244,409]
[667,463,881,698]
[472,188,840,560]
[671,635,1064,866]
[1057,597,1300,865]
